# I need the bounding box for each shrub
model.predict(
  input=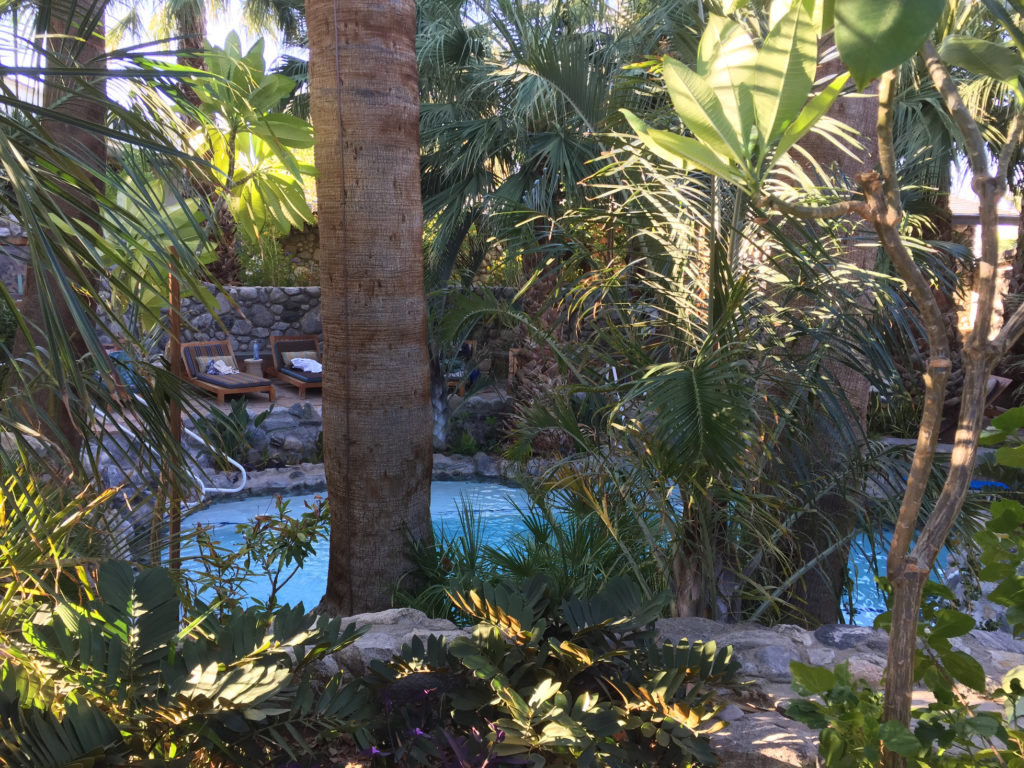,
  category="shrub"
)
[0,560,369,766]
[365,576,738,767]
